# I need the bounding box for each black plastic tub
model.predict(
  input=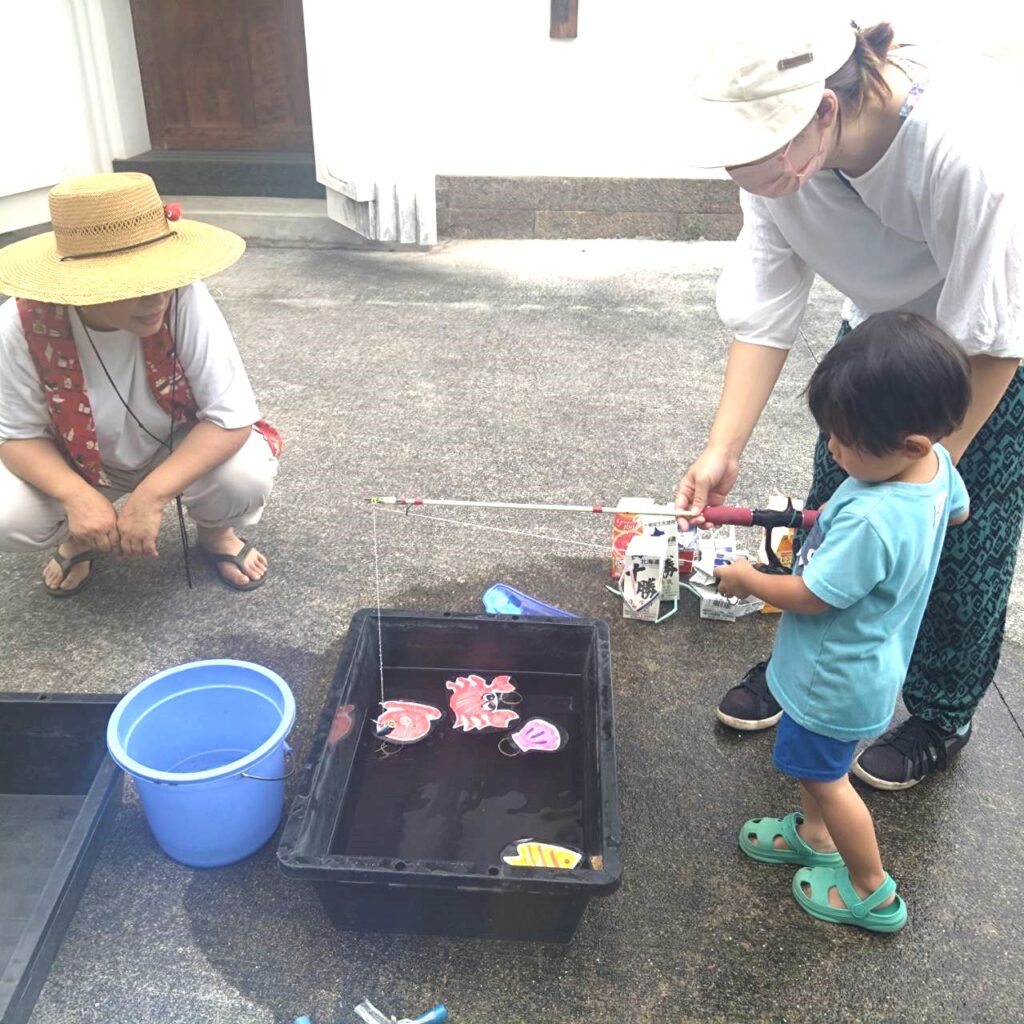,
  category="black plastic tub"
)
[278,610,621,943]
[0,694,122,1024]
